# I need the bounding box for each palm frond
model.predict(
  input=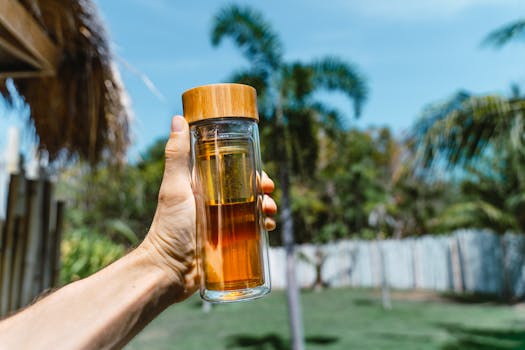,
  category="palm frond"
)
[412,92,525,168]
[281,62,315,102]
[211,4,283,74]
[309,56,368,117]
[228,68,272,117]
[507,192,525,211]
[435,200,518,233]
[483,19,525,48]
[229,69,267,95]
[411,91,471,138]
